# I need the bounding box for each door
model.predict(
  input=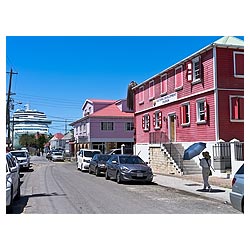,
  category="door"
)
[169,115,176,142]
